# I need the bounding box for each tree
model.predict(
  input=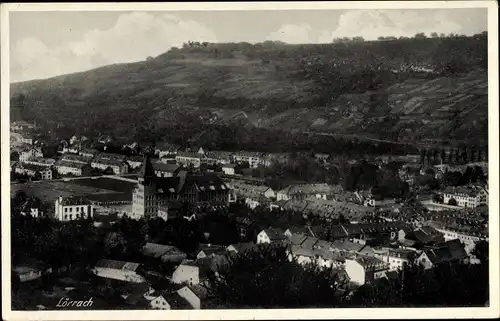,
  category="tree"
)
[11,151,20,162]
[207,245,344,308]
[414,32,427,39]
[431,32,439,38]
[448,198,458,206]
[432,193,444,203]
[103,167,115,175]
